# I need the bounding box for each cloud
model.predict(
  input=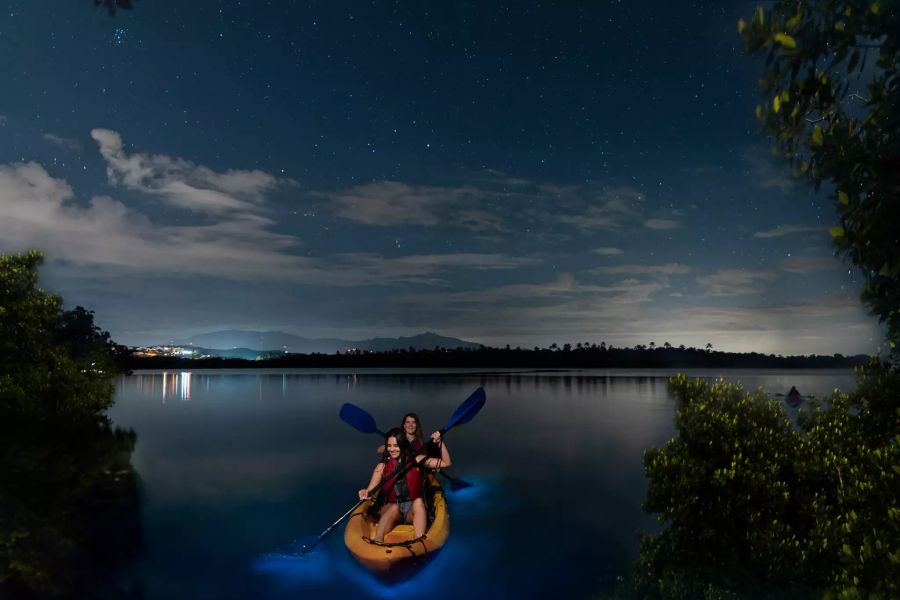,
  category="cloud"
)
[591,247,624,255]
[743,147,795,193]
[91,128,288,215]
[318,252,541,286]
[556,186,644,231]
[590,263,691,276]
[327,180,515,233]
[781,255,844,273]
[0,115,7,126]
[0,160,537,287]
[329,181,448,226]
[644,218,680,230]
[42,133,82,152]
[697,268,775,297]
[387,273,668,345]
[753,224,823,238]
[0,161,308,280]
